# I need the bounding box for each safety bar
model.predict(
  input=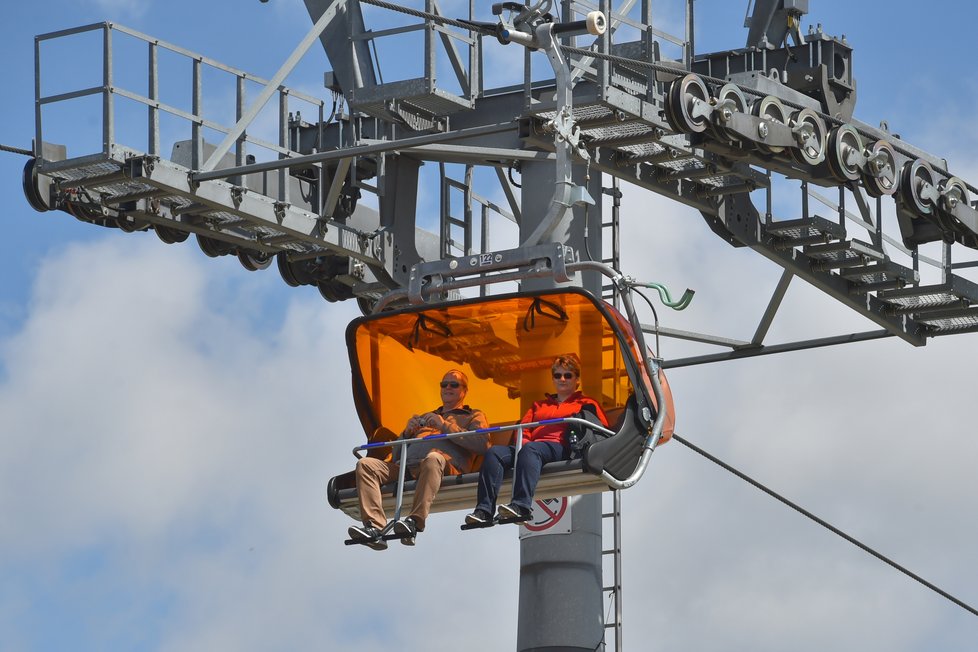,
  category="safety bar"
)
[351,416,614,458]
[352,416,615,525]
